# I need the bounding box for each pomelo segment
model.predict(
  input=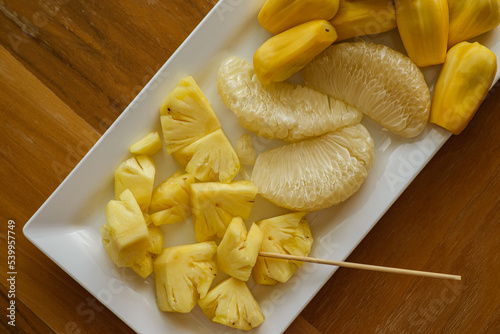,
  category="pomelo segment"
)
[251,124,374,211]
[217,56,362,142]
[303,41,430,138]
